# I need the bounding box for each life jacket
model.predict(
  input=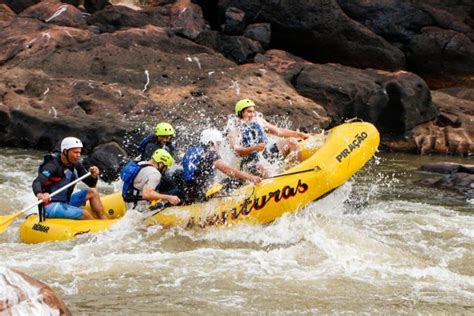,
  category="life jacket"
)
[138,135,175,160]
[38,153,78,204]
[241,121,268,161]
[182,146,205,182]
[38,152,59,173]
[138,135,155,159]
[120,161,152,203]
